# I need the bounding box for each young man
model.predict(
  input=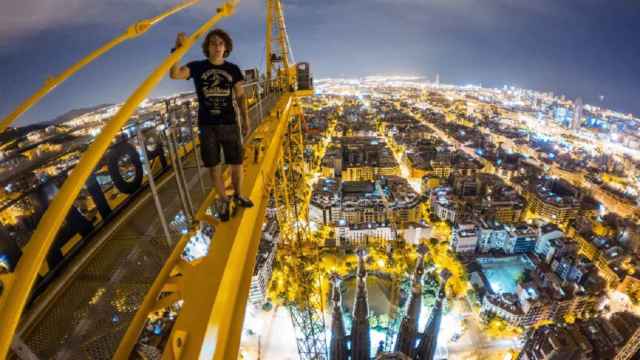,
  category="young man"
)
[169,29,253,221]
